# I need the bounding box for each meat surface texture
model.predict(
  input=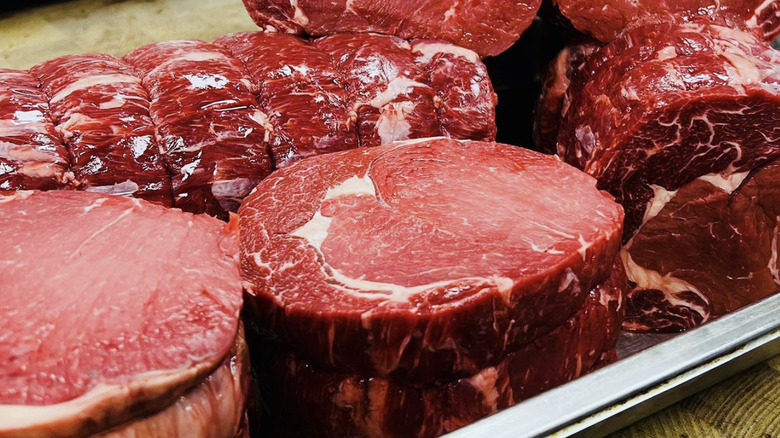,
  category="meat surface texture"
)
[266,264,624,438]
[533,40,600,153]
[240,0,543,57]
[0,33,496,217]
[557,21,780,331]
[96,326,251,438]
[0,190,245,437]
[124,40,274,217]
[31,54,173,206]
[0,69,70,191]
[239,137,624,384]
[554,0,780,43]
